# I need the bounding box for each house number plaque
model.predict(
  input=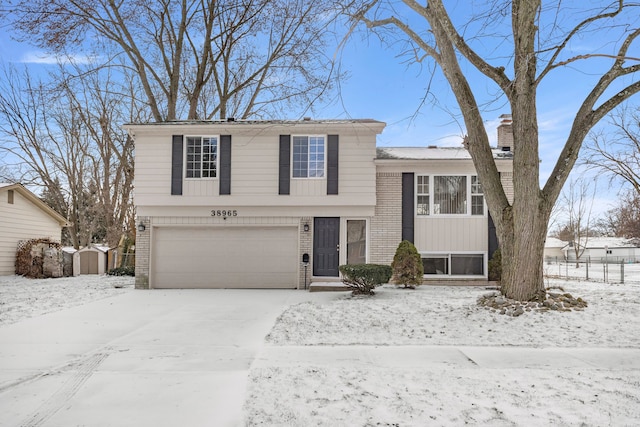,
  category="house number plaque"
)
[211,209,238,217]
